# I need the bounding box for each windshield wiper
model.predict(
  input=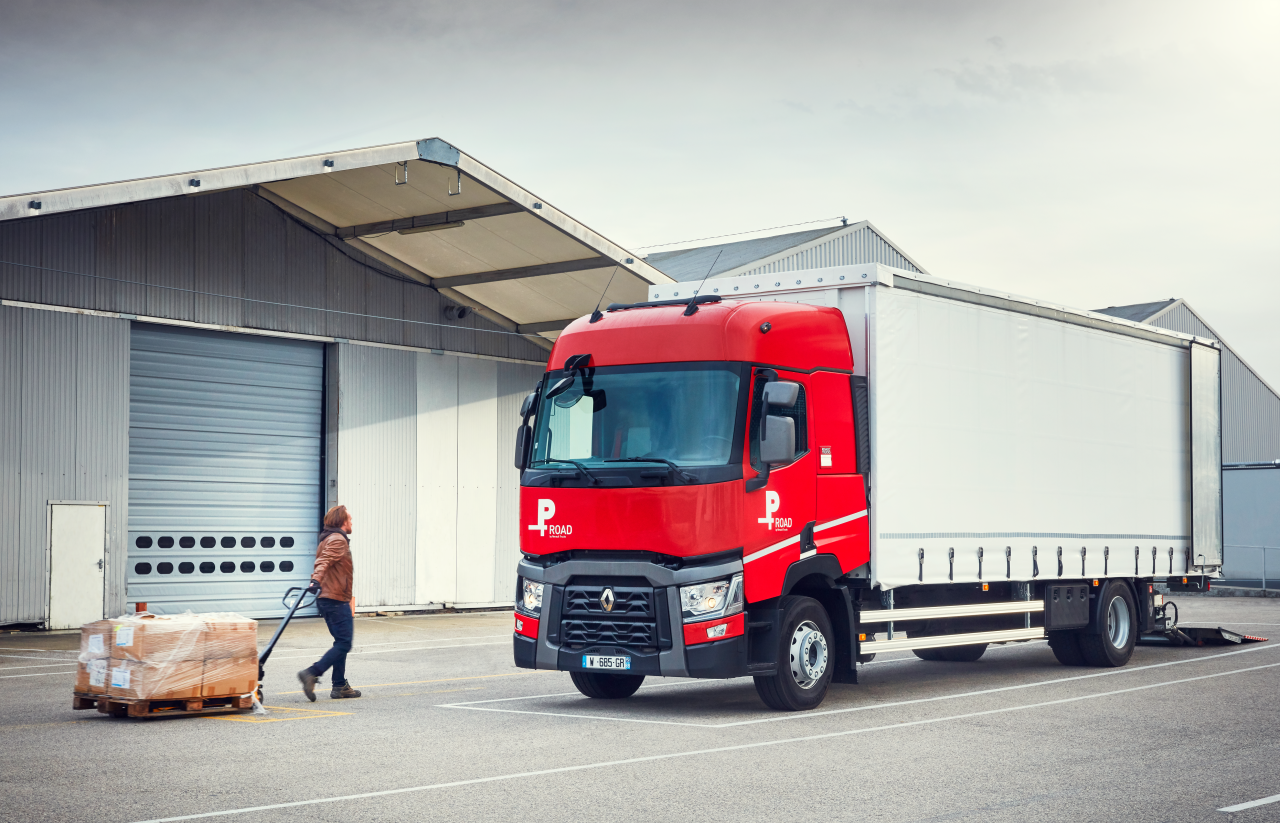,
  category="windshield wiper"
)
[604,457,696,484]
[531,458,604,485]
